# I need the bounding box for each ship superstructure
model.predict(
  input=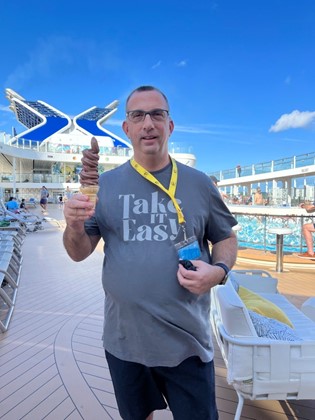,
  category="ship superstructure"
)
[0,89,196,203]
